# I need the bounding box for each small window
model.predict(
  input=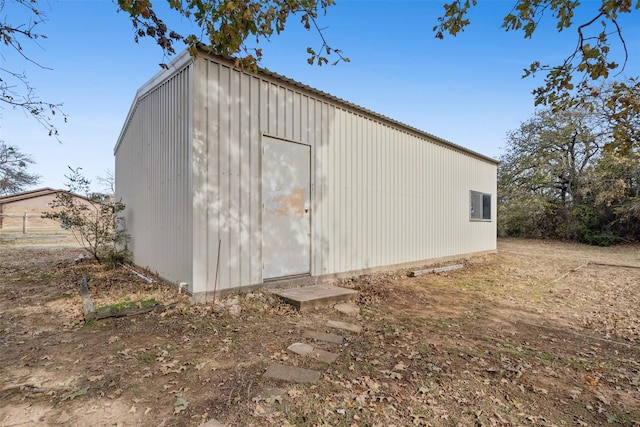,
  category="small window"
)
[470,191,492,221]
